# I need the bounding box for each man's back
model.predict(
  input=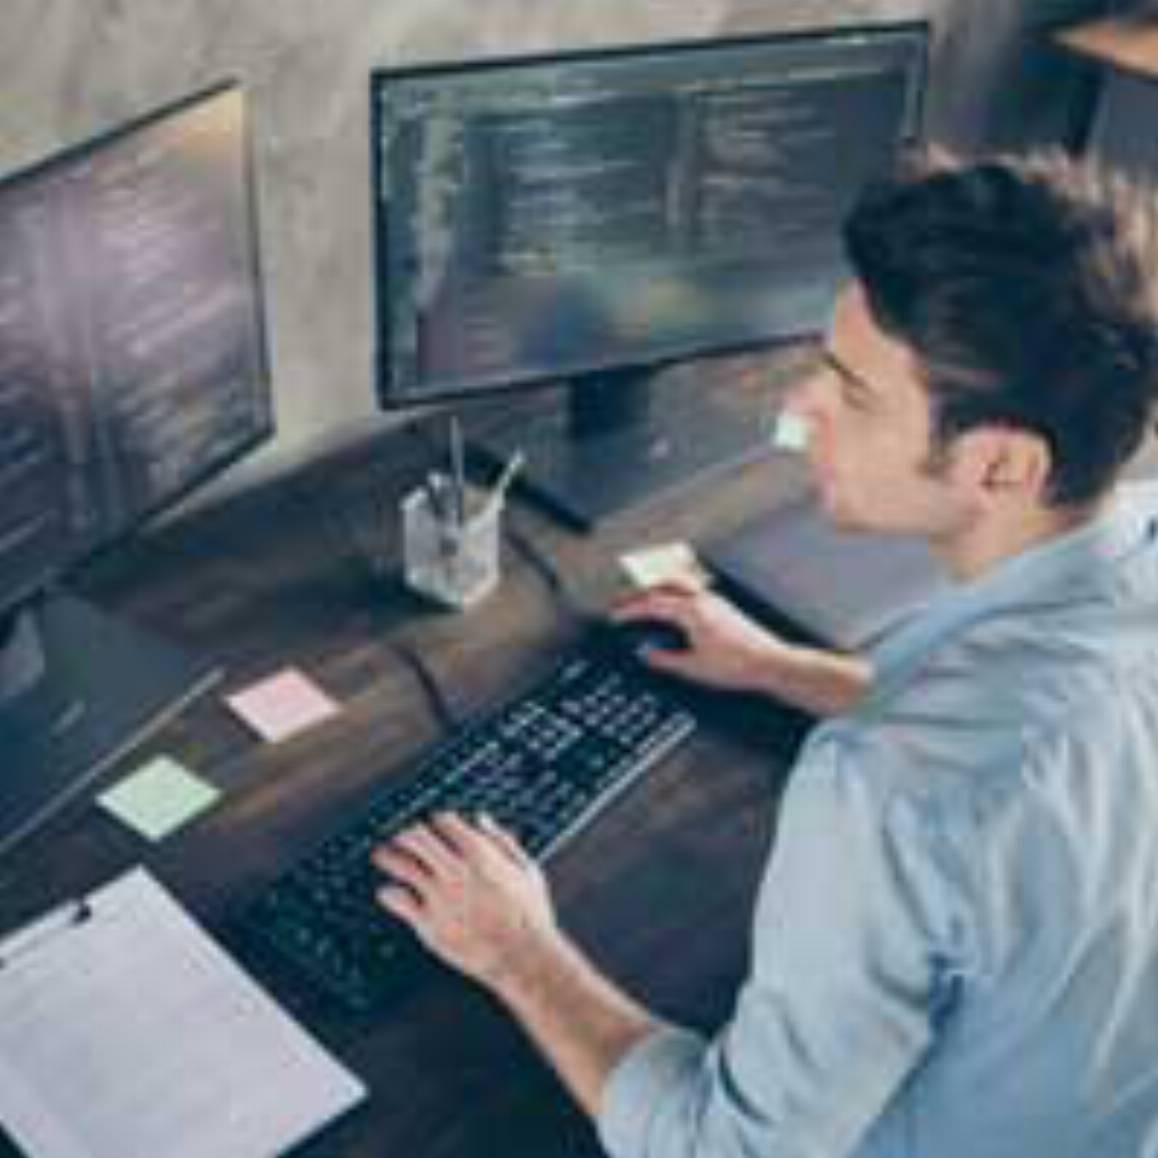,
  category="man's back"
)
[842,482,1158,1155]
